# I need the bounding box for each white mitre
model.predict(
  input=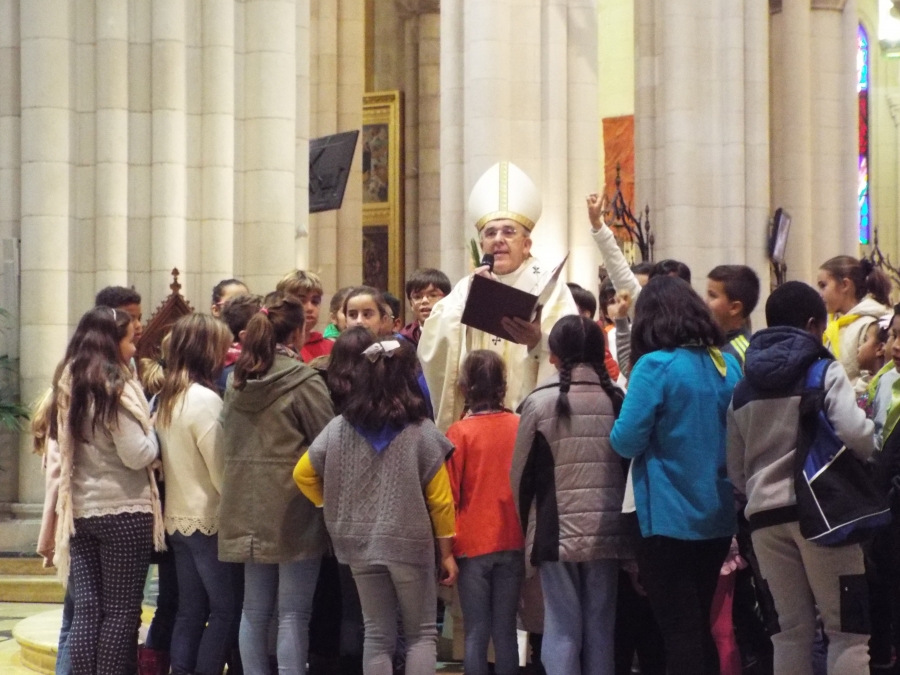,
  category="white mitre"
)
[468,161,542,233]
